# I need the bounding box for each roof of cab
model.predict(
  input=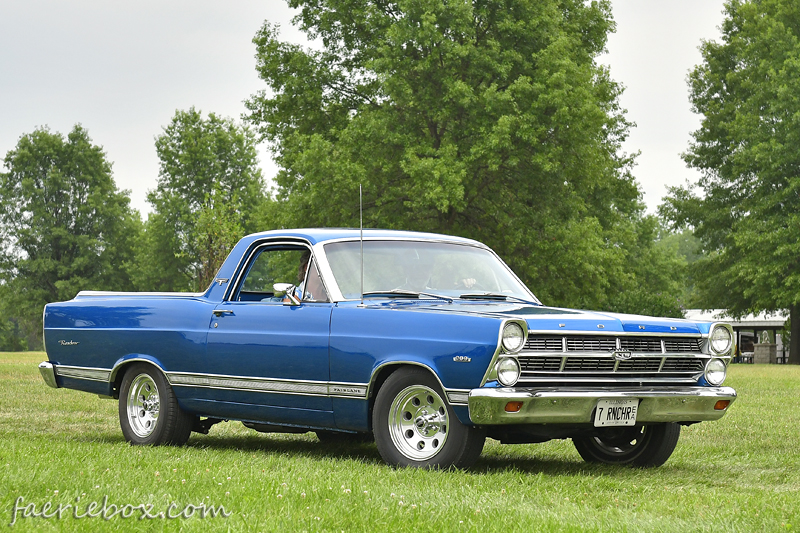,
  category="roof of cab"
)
[243,228,487,247]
